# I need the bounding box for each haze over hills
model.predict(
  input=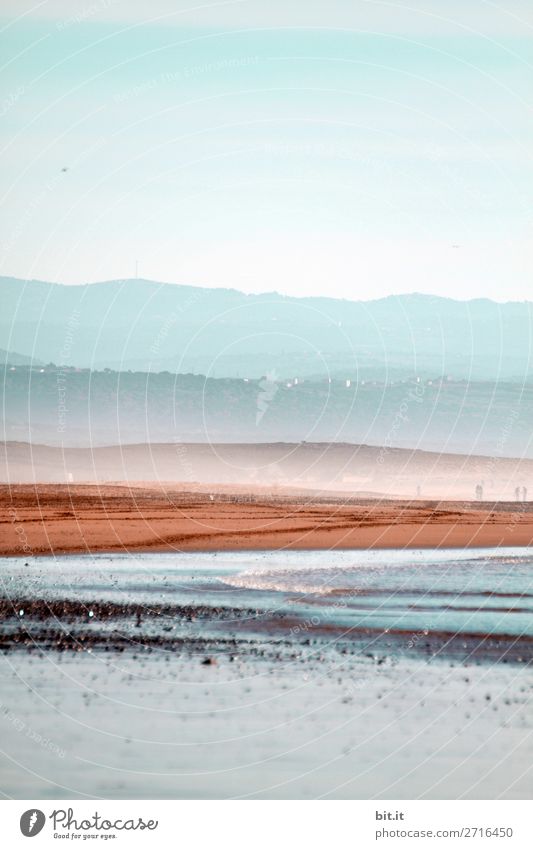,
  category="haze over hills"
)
[1,276,532,381]
[3,365,532,458]
[3,440,532,502]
